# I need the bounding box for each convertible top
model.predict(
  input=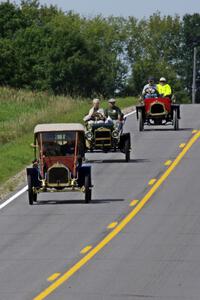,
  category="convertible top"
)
[34,123,85,134]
